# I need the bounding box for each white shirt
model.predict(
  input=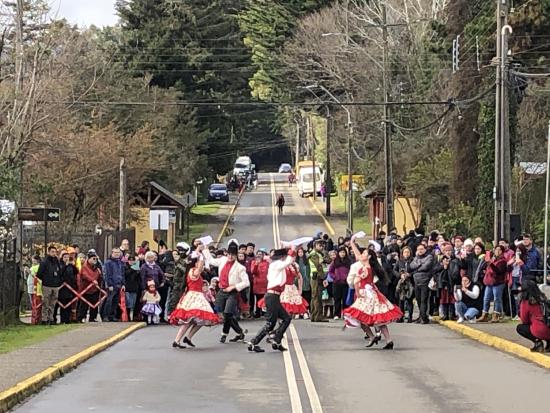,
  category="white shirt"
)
[267,255,295,290]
